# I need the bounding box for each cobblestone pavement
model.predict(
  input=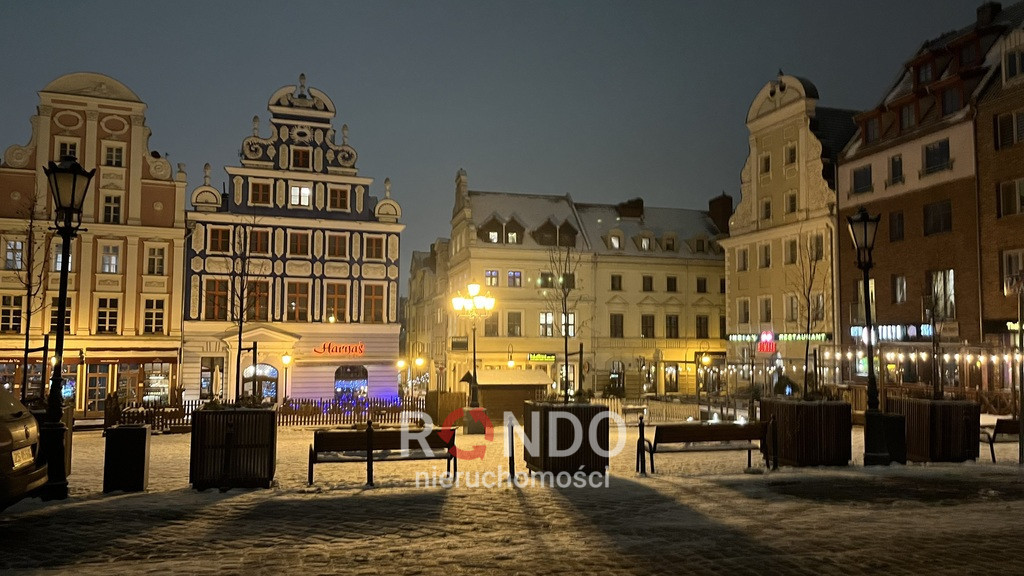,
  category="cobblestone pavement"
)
[2,427,1024,575]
